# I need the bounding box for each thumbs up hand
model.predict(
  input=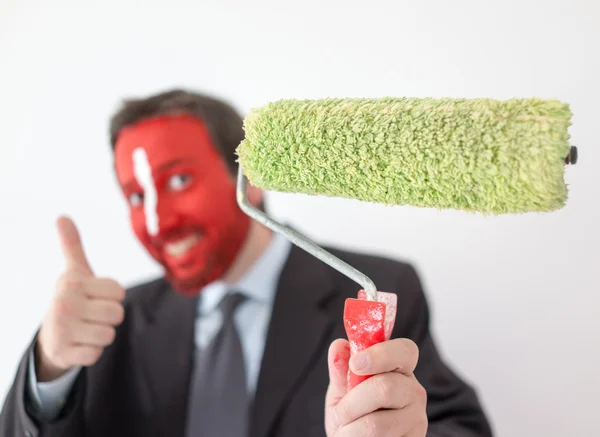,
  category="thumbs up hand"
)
[35,216,126,382]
